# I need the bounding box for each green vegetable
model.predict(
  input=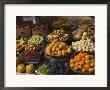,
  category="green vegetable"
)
[28,35,43,45]
[37,64,49,75]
